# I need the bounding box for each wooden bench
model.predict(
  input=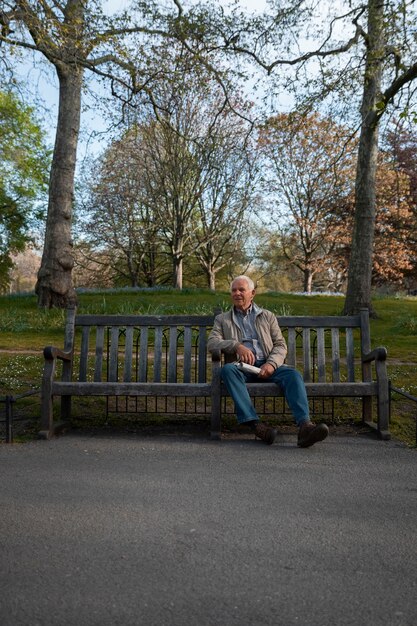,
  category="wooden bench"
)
[40,307,390,440]
[40,308,216,439]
